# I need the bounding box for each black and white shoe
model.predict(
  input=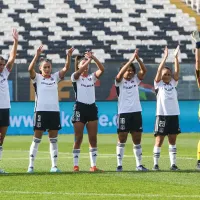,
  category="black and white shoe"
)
[170,164,180,171]
[152,164,160,171]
